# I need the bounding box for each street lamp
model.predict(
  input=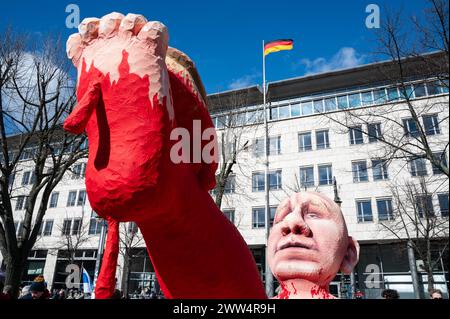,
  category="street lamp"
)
[334,177,355,298]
